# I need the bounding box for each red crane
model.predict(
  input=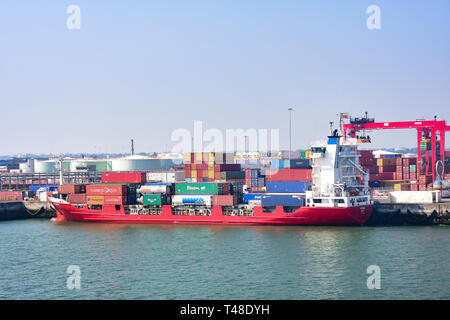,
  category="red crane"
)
[342,114,450,182]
